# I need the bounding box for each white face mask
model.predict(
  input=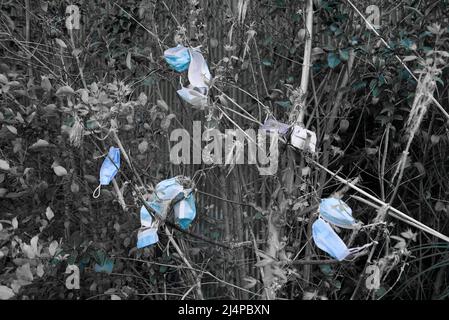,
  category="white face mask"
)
[319,198,358,229]
[312,218,350,261]
[177,87,208,108]
[188,49,212,89]
[290,125,317,152]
